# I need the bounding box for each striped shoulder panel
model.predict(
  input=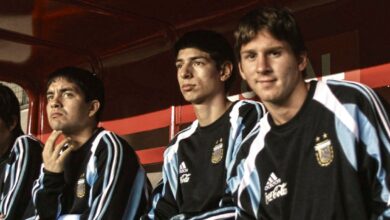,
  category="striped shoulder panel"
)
[237,114,271,219]
[12,135,43,151]
[19,134,42,143]
[164,120,199,162]
[225,100,265,183]
[313,80,360,140]
[87,130,125,220]
[160,121,199,202]
[0,136,34,216]
[90,130,112,154]
[229,100,266,120]
[227,100,266,141]
[314,80,390,150]
[314,80,390,209]
[227,100,266,144]
[326,79,390,132]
